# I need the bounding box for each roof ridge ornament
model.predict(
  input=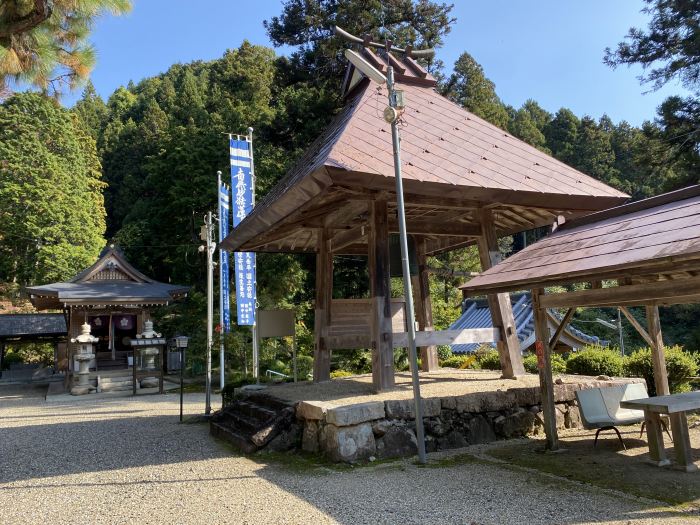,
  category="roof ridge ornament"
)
[333,26,434,59]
